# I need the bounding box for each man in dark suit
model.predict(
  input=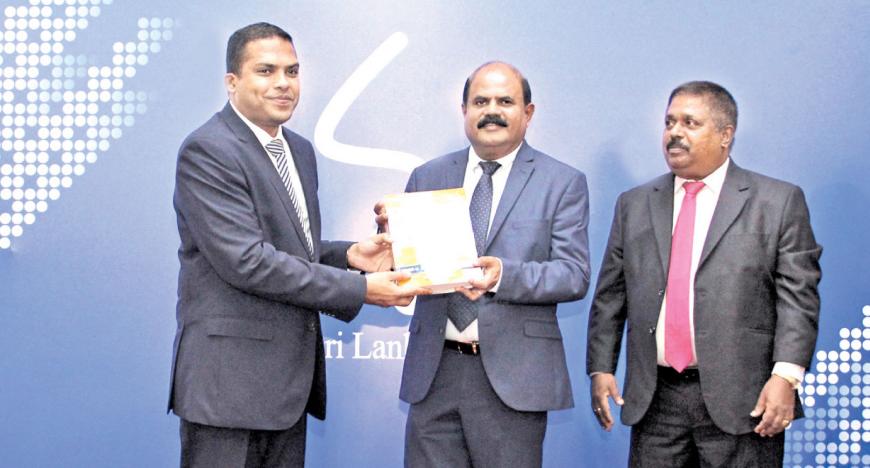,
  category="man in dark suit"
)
[169,23,427,468]
[380,62,591,467]
[586,81,821,467]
